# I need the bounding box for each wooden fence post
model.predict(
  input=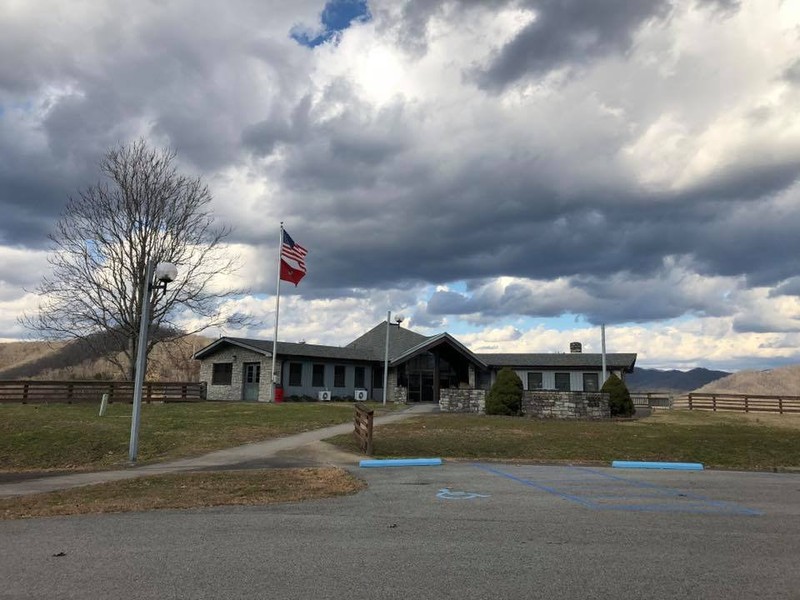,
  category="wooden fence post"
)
[22,382,28,404]
[353,405,374,456]
[712,395,716,412]
[779,397,783,415]
[744,396,749,412]
[688,394,693,410]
